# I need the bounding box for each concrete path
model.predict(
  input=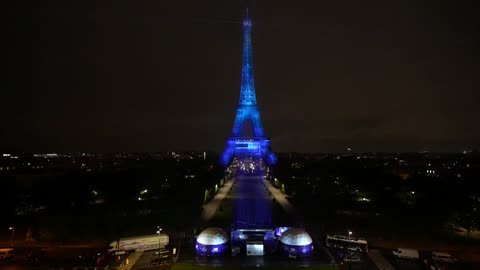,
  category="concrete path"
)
[263,179,296,216]
[117,251,143,270]
[200,179,235,222]
[368,249,396,270]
